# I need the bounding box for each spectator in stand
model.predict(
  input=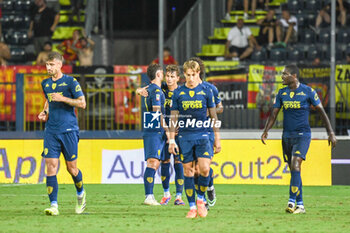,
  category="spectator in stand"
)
[256,9,276,48]
[225,0,269,20]
[73,30,95,66]
[346,53,350,64]
[28,0,60,55]
[225,18,257,60]
[152,47,178,65]
[36,41,52,65]
[313,0,348,34]
[0,41,10,65]
[312,57,321,66]
[275,9,298,47]
[57,29,81,65]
